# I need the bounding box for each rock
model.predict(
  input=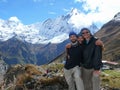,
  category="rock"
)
[2,64,68,90]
